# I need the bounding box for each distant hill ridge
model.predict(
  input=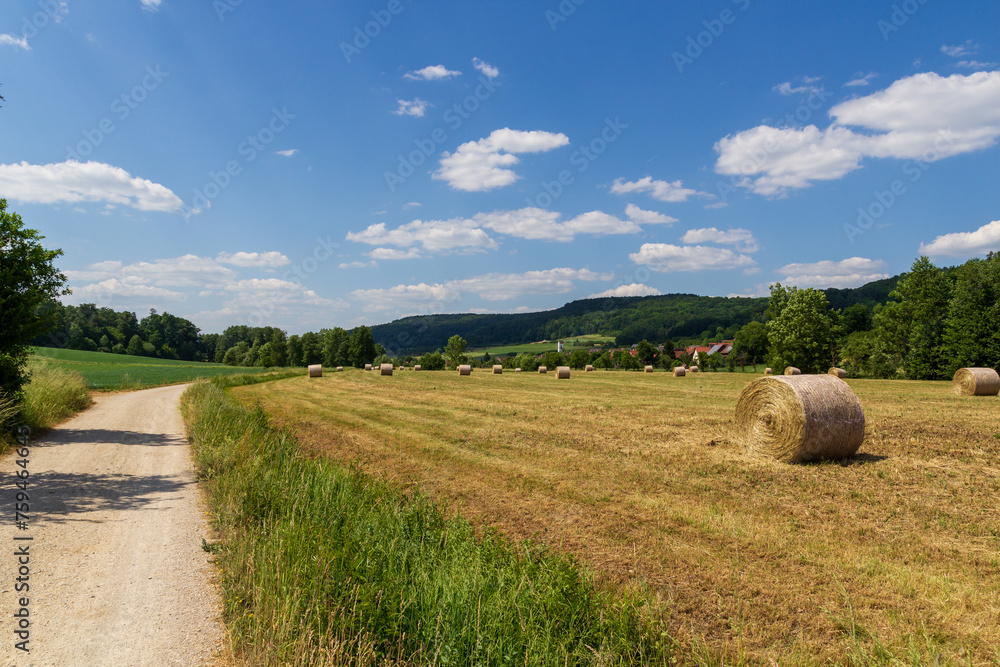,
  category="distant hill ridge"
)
[370,275,901,354]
